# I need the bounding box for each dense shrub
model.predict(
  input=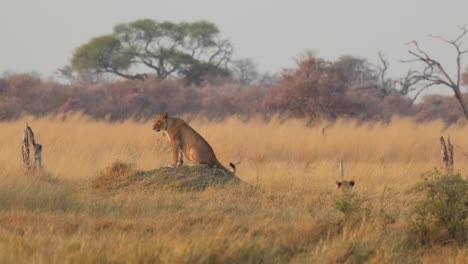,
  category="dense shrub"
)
[334,190,370,220]
[413,95,468,124]
[410,169,468,245]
